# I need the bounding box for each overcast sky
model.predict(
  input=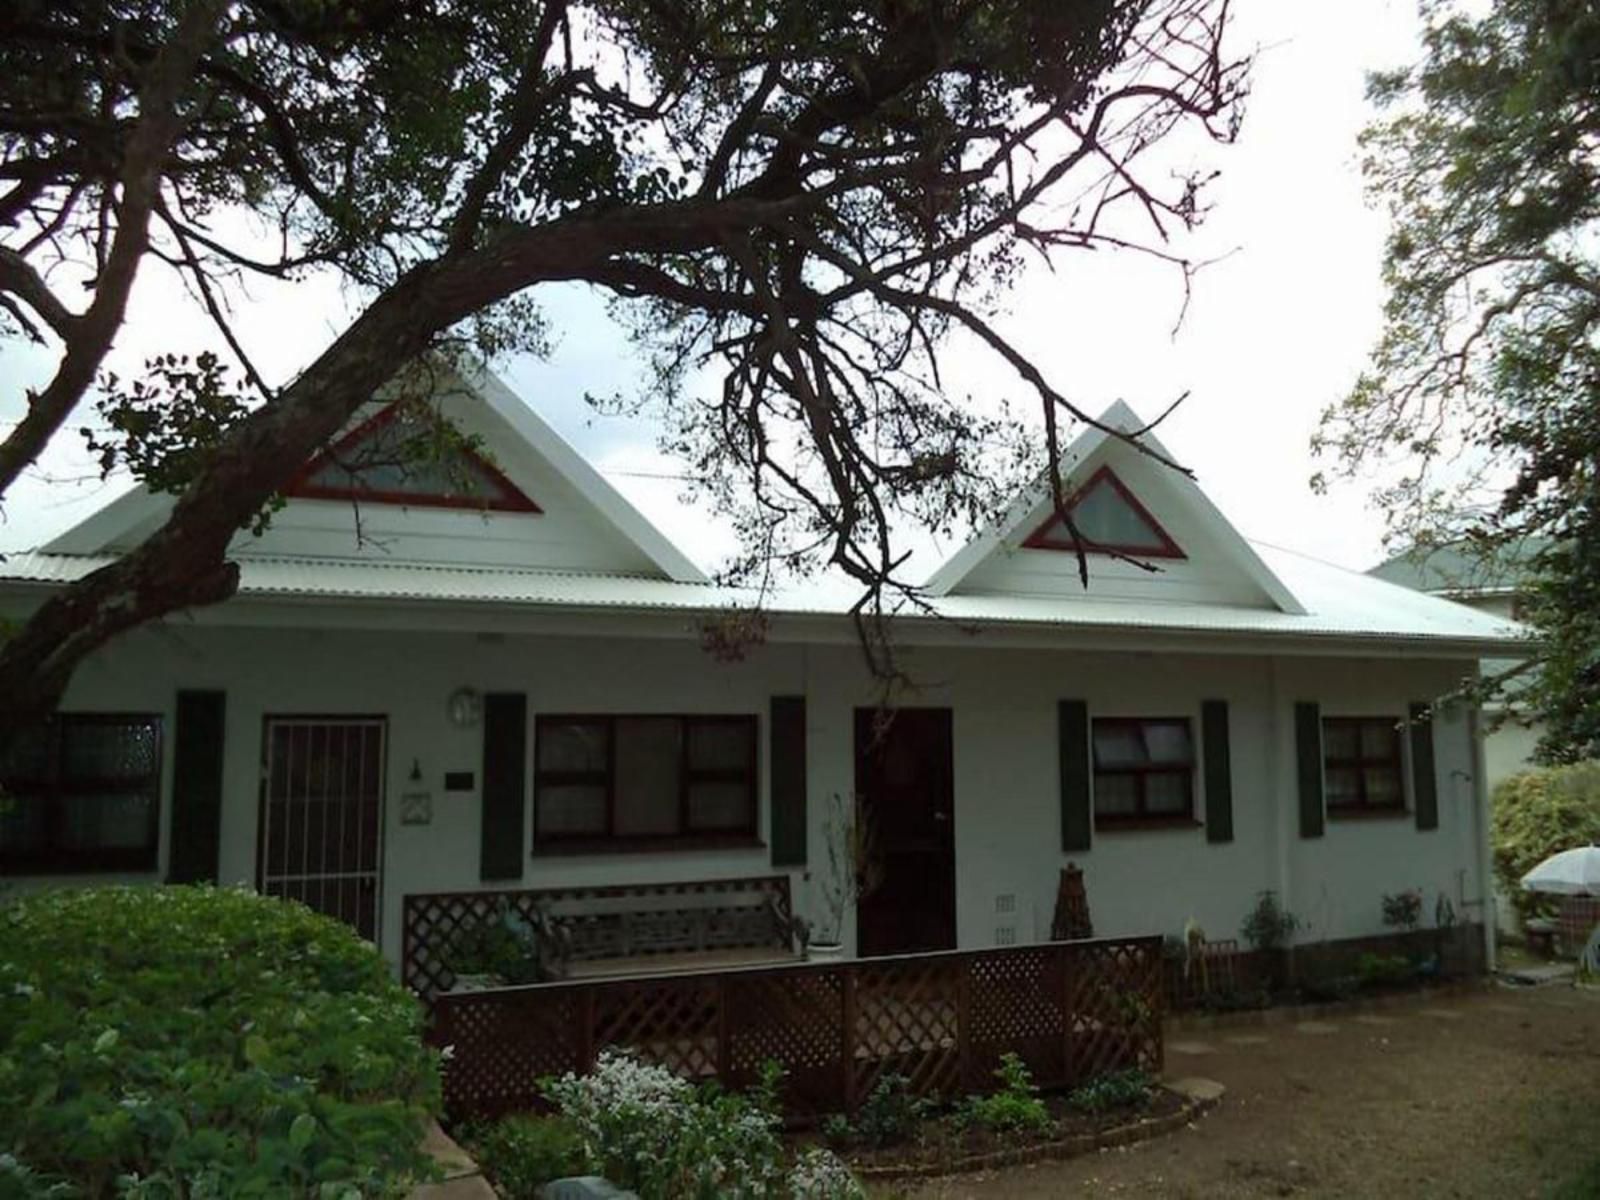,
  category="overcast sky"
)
[0,0,1423,579]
